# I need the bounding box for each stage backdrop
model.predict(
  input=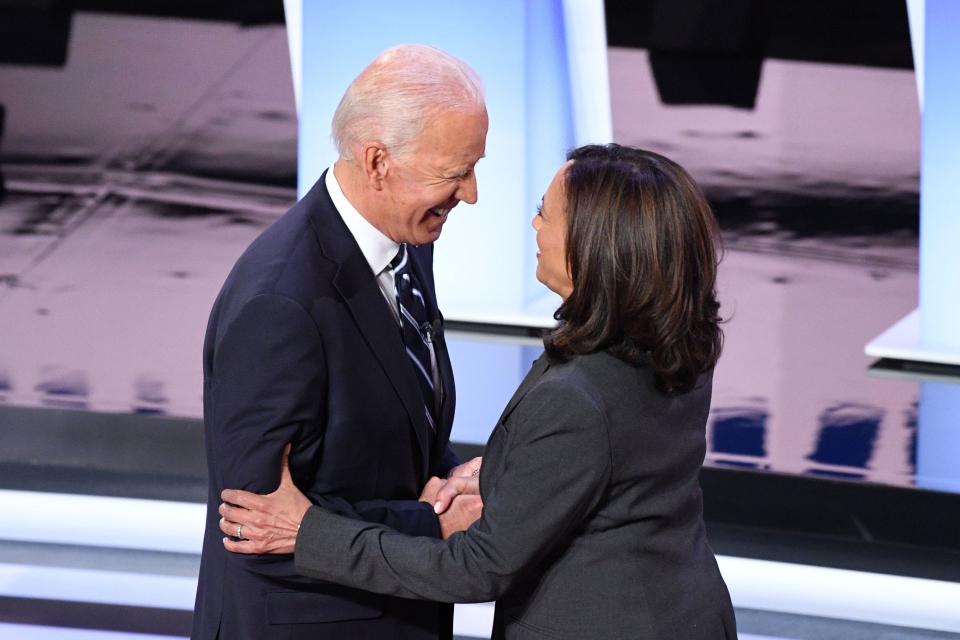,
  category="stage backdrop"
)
[0,5,298,416]
[2,1,956,493]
